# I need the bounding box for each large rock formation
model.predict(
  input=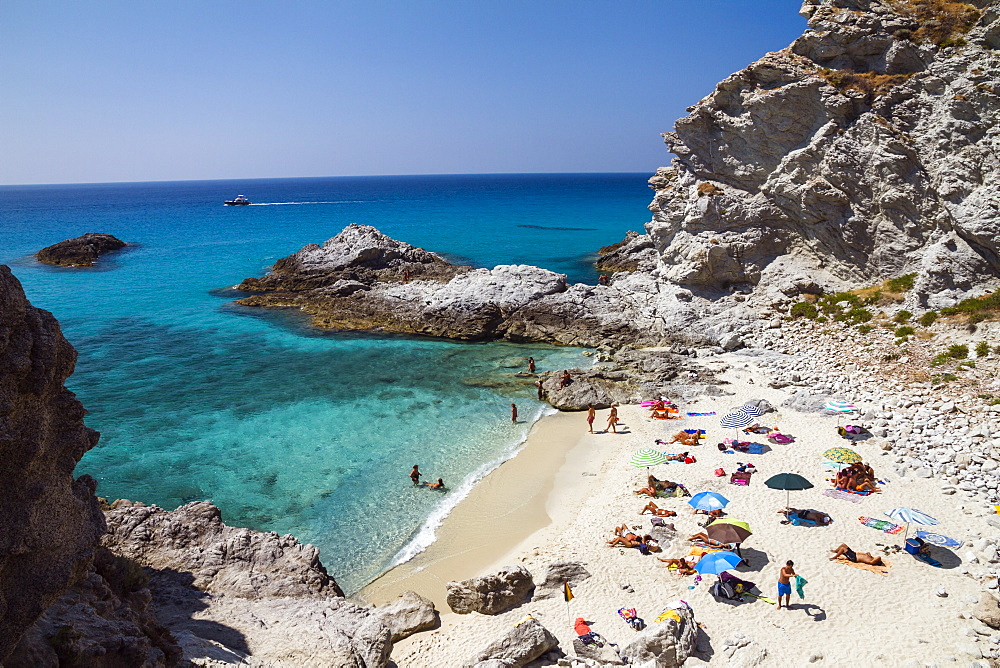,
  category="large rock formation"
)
[446,565,535,615]
[647,0,1000,308]
[0,266,106,660]
[36,233,128,267]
